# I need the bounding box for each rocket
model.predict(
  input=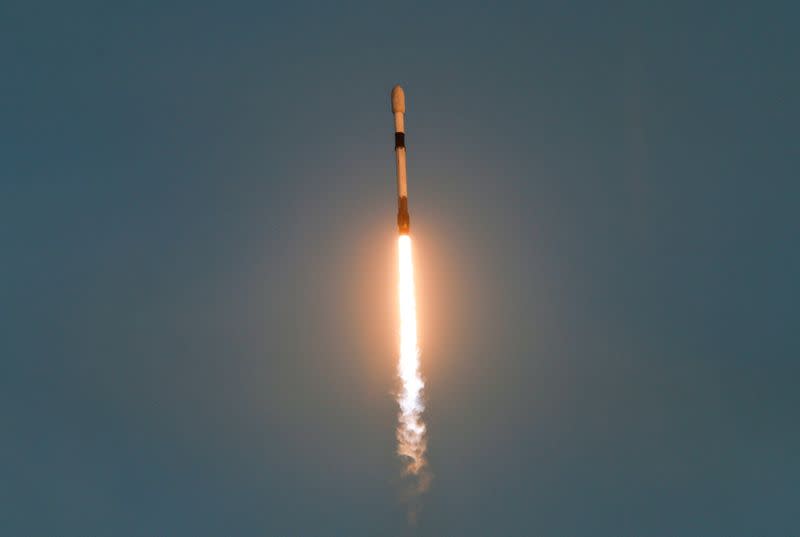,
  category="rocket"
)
[392,85,411,235]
